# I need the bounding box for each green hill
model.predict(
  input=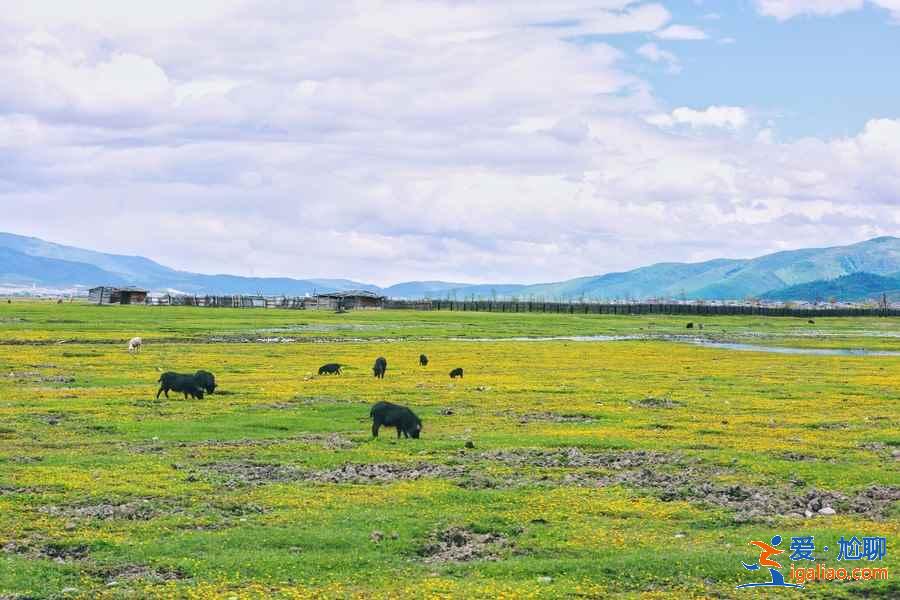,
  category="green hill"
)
[0,232,377,295]
[514,237,900,300]
[760,272,900,302]
[2,231,899,300]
